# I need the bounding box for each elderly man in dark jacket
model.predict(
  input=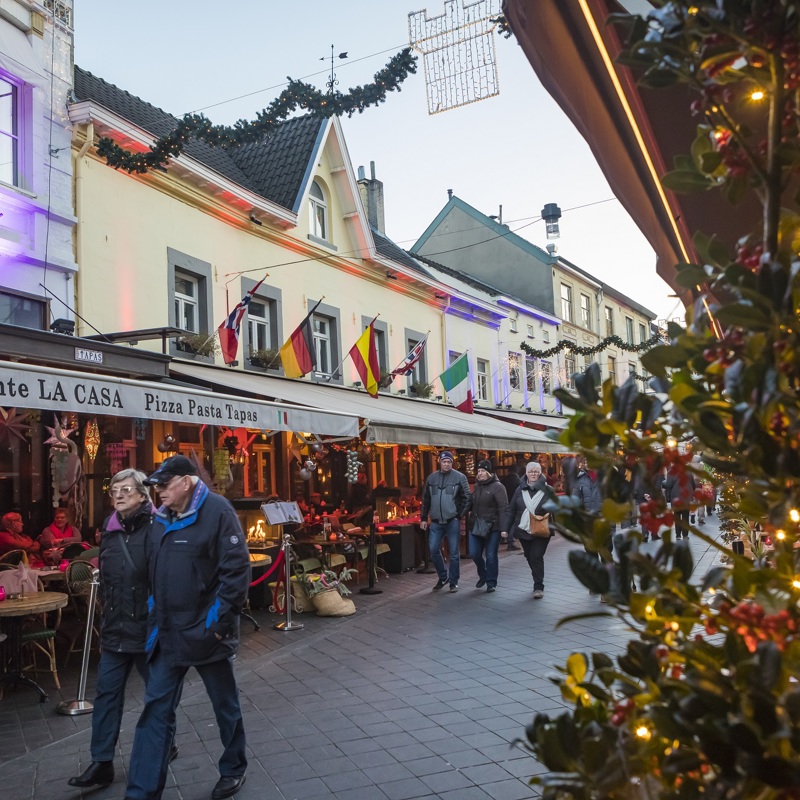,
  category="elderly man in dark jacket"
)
[125,456,250,800]
[69,468,178,790]
[420,451,472,592]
